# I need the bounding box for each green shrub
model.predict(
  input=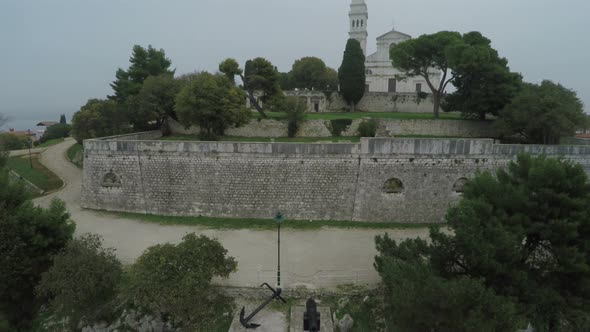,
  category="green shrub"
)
[357,119,378,137]
[330,119,353,137]
[40,123,70,143]
[37,234,123,328]
[0,133,31,150]
[124,233,237,330]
